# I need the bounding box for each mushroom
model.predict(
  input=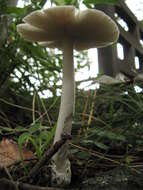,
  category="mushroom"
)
[17,5,119,186]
